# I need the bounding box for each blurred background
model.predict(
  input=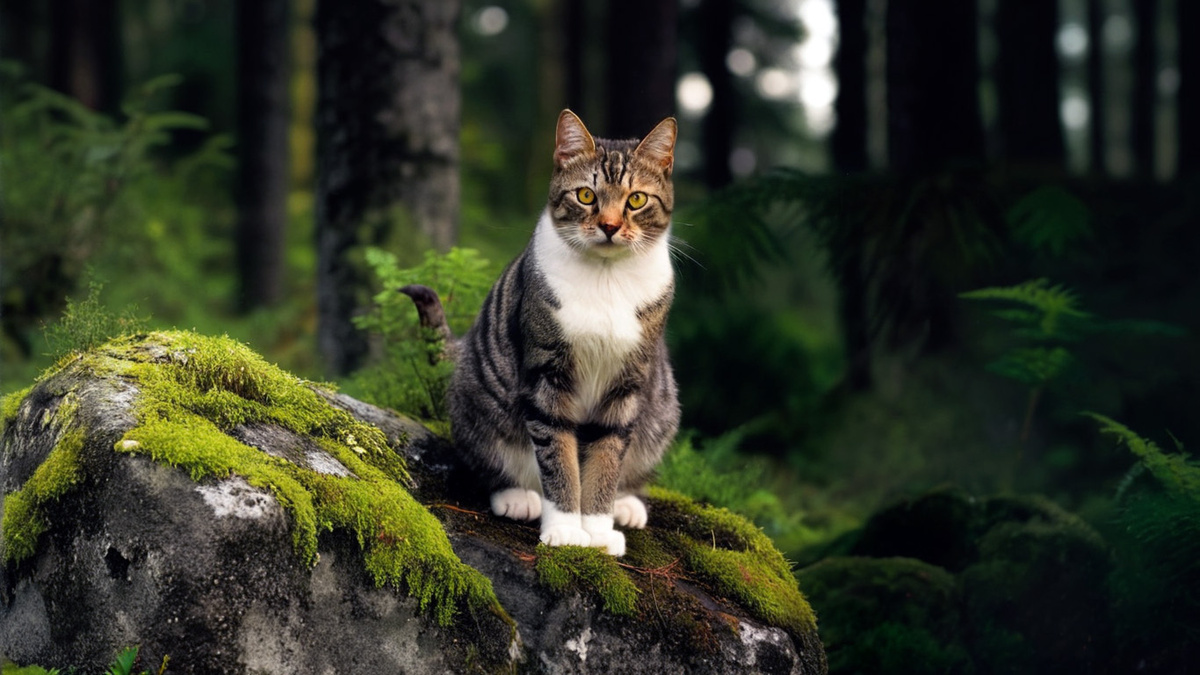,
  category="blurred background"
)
[2,0,1198,671]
